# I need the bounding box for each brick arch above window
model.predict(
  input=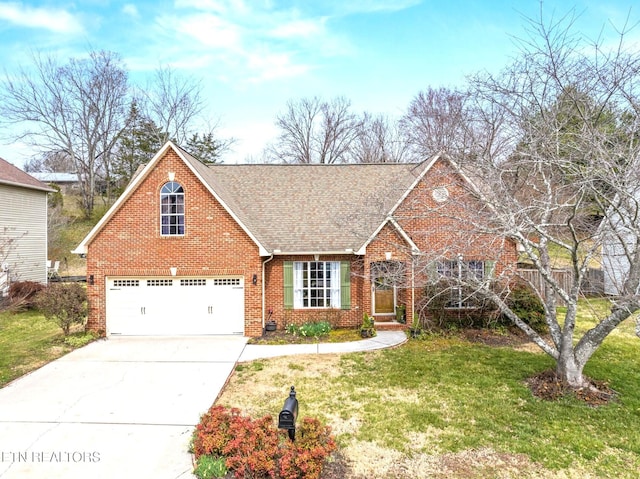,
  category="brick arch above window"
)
[160,181,185,236]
